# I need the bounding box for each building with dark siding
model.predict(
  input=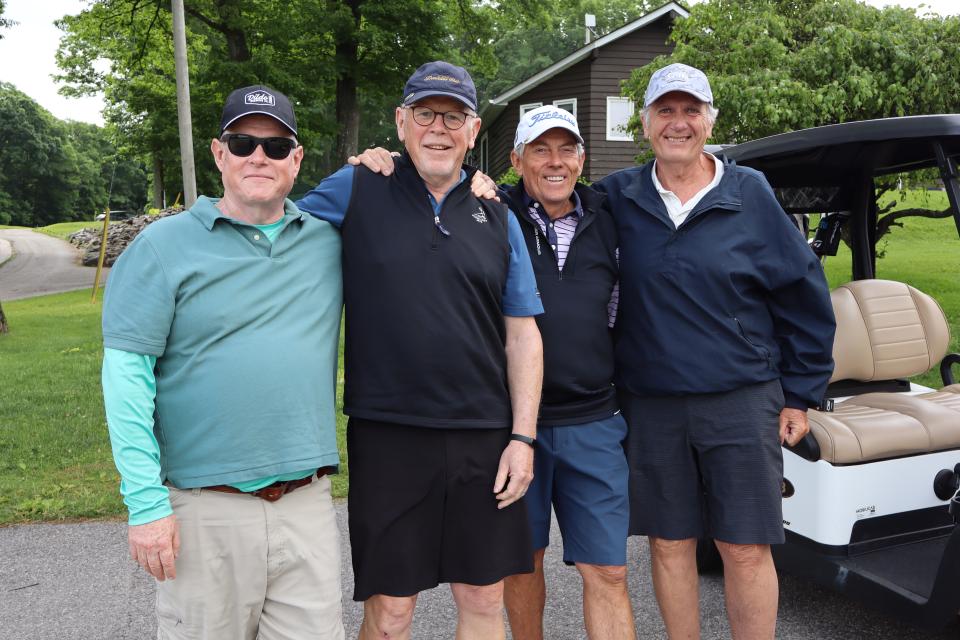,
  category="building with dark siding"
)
[474,2,688,182]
